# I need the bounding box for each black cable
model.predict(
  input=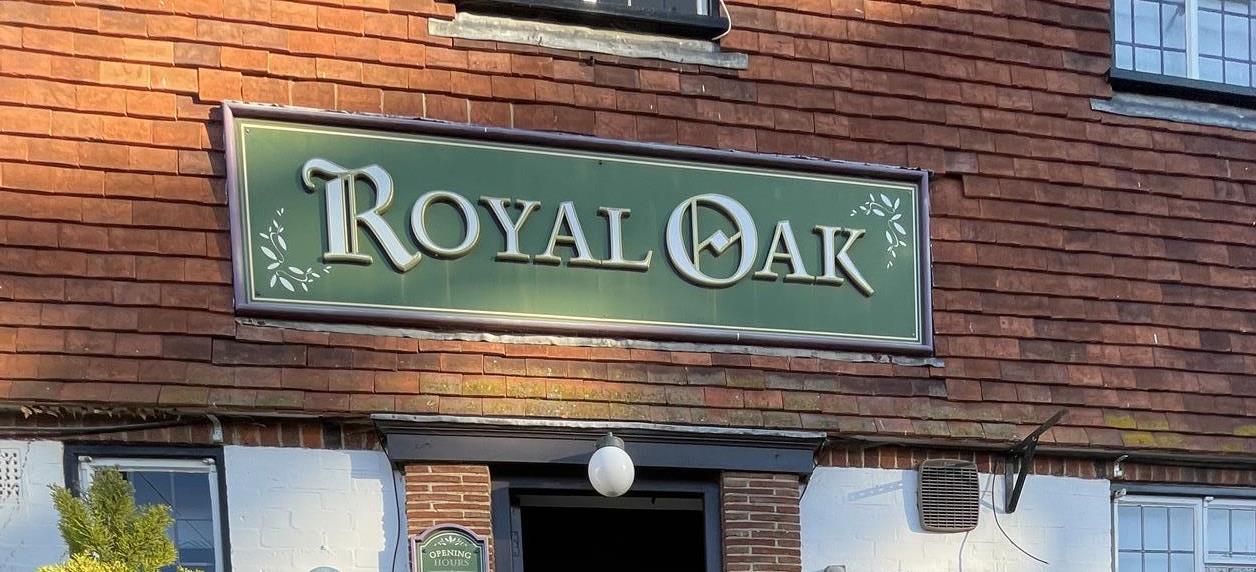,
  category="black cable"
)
[0,419,198,438]
[389,465,405,572]
[988,472,1049,566]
